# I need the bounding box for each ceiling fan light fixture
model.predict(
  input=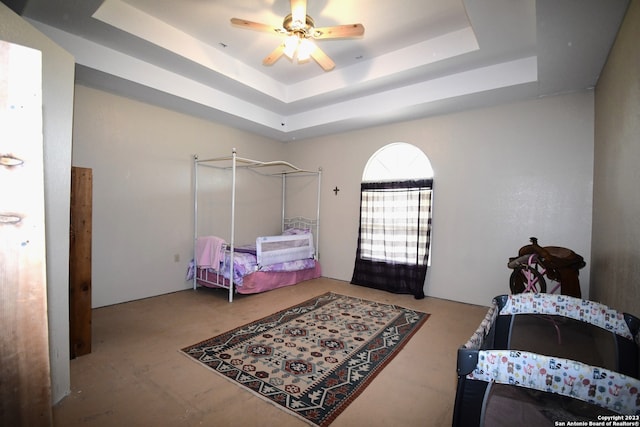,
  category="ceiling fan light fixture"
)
[283,35,299,59]
[297,38,316,62]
